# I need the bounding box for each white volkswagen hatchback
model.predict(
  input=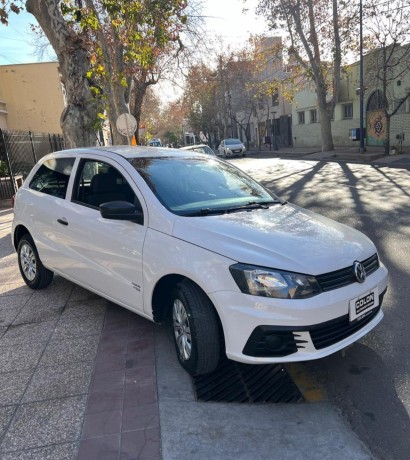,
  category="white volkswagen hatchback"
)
[12,146,388,376]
